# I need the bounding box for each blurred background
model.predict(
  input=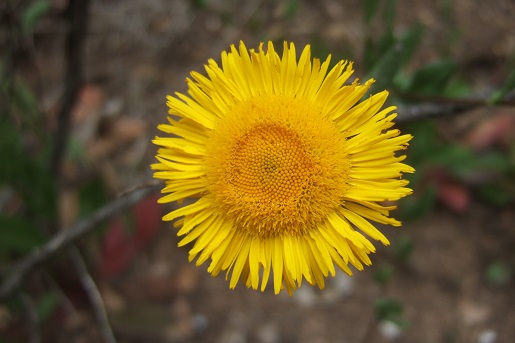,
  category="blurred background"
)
[1,0,515,342]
